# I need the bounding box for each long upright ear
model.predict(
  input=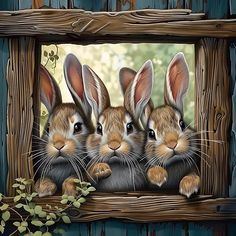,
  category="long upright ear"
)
[119,67,137,95]
[164,52,189,113]
[124,60,153,124]
[64,54,91,118]
[40,65,62,113]
[82,65,110,120]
